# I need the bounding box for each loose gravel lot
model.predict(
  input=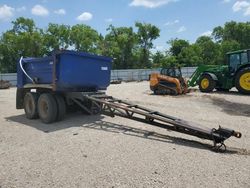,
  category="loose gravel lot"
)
[0,82,250,188]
